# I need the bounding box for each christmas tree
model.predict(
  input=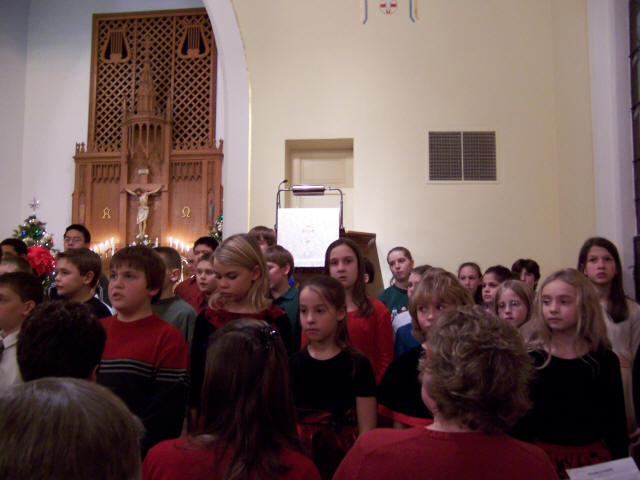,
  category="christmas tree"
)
[13,214,54,249]
[11,198,56,288]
